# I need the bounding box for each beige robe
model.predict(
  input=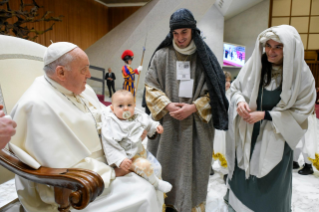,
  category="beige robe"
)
[145,47,214,212]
